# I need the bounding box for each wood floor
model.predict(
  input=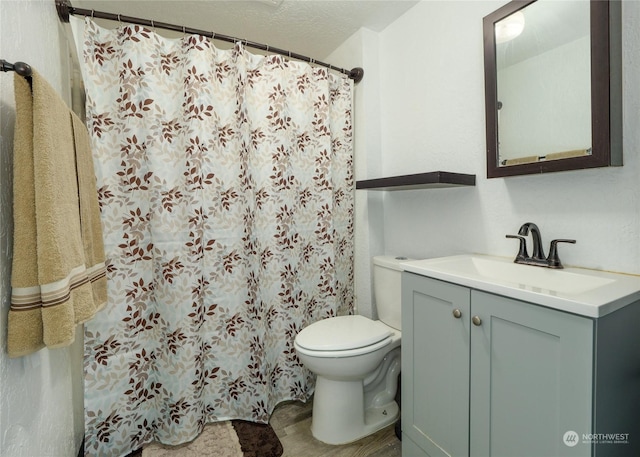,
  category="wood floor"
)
[270,400,402,457]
